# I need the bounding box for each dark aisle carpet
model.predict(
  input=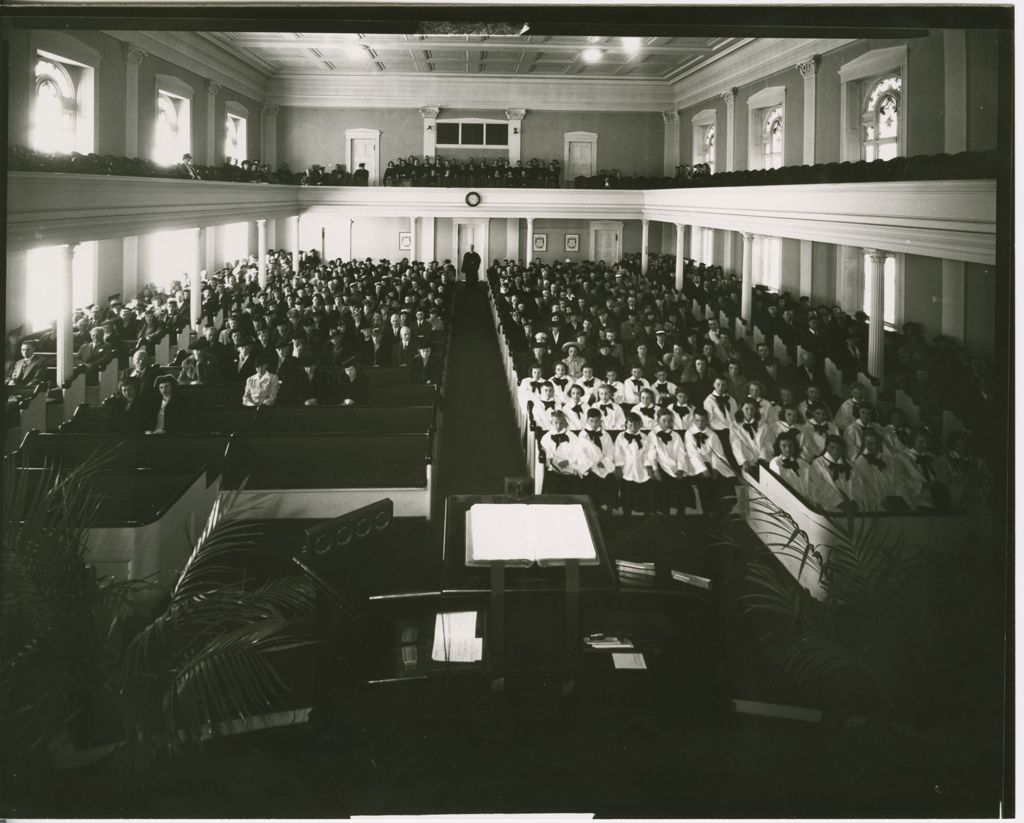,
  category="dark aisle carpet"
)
[434,283,527,505]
